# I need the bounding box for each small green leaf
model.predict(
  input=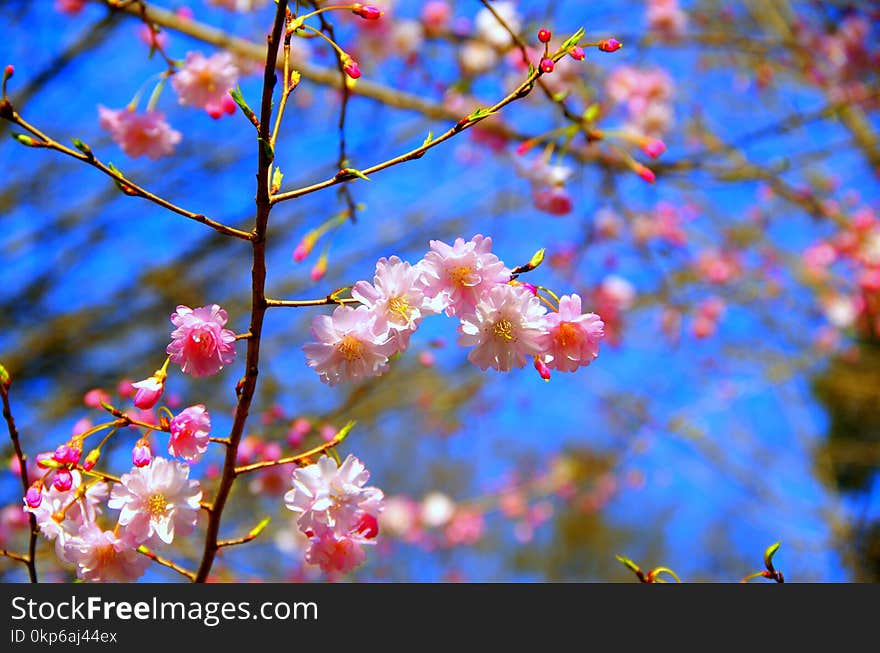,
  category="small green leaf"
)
[271,166,284,193]
[422,131,434,147]
[71,138,94,159]
[230,86,259,127]
[11,133,38,147]
[340,168,370,181]
[583,103,600,123]
[560,27,586,53]
[0,363,10,386]
[615,554,642,575]
[551,90,570,103]
[247,516,271,539]
[528,248,546,270]
[763,541,781,570]
[334,420,356,443]
[467,106,498,121]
